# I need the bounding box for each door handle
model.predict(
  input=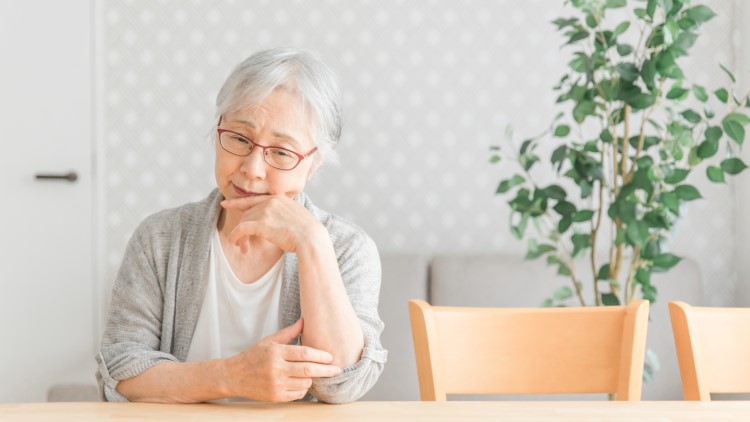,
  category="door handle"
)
[35,172,78,182]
